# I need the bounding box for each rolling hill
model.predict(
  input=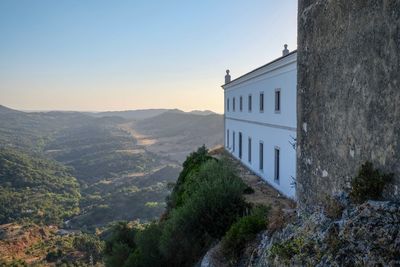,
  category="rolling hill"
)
[0,105,223,228]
